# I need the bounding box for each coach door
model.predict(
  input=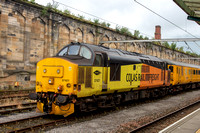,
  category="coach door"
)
[177,66,181,84]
